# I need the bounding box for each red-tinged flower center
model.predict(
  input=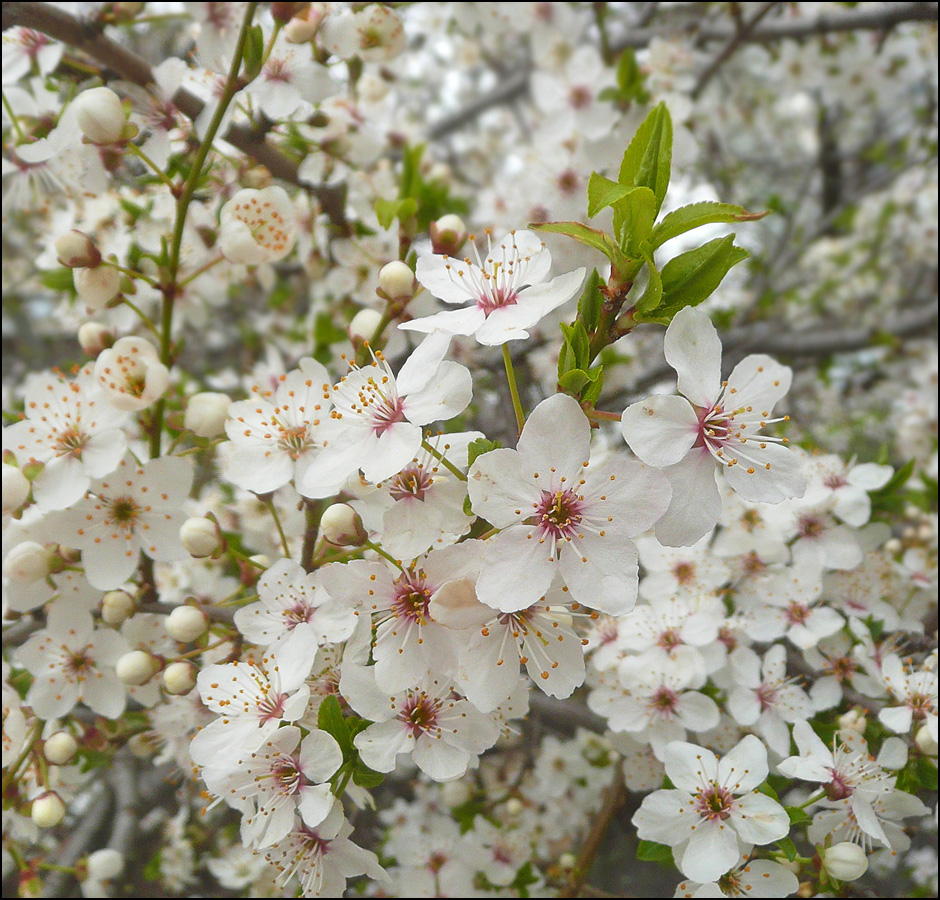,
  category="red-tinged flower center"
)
[658,628,682,652]
[824,473,849,489]
[477,285,518,316]
[756,683,778,711]
[569,85,592,109]
[389,463,433,502]
[718,625,738,650]
[105,496,139,528]
[825,768,855,801]
[257,691,287,724]
[785,600,811,625]
[672,561,695,585]
[391,572,432,625]
[283,601,314,629]
[65,648,94,679]
[532,488,584,542]
[400,693,440,737]
[826,656,857,681]
[695,784,736,821]
[649,686,679,718]
[370,394,407,436]
[798,514,825,539]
